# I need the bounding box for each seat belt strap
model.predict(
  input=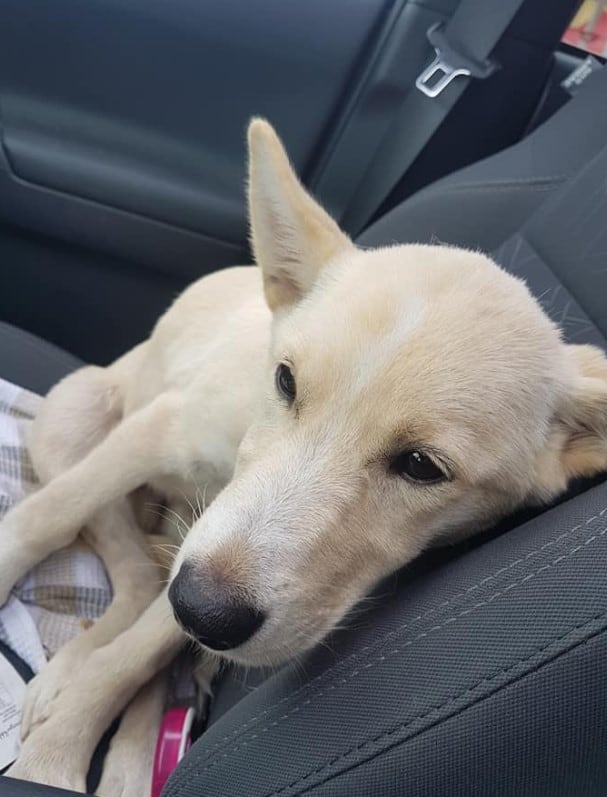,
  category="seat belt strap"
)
[342,0,530,234]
